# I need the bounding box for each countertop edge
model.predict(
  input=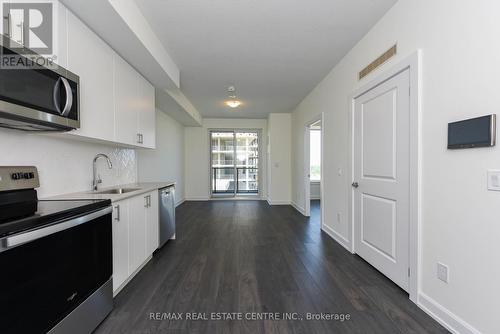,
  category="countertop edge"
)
[44,182,176,203]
